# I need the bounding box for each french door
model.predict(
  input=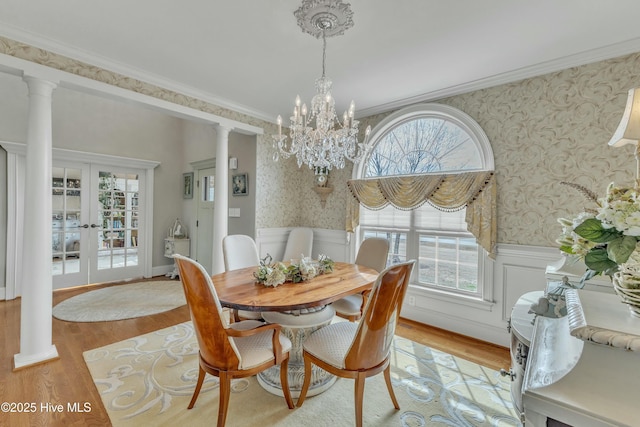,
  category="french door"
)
[52,162,146,288]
